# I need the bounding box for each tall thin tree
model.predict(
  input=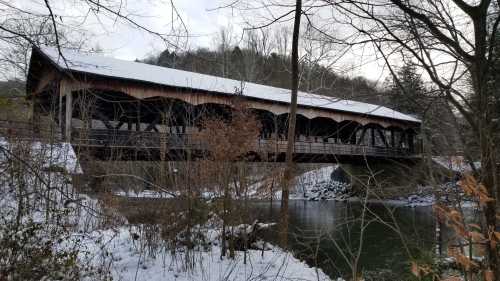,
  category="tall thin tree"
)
[280,0,302,248]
